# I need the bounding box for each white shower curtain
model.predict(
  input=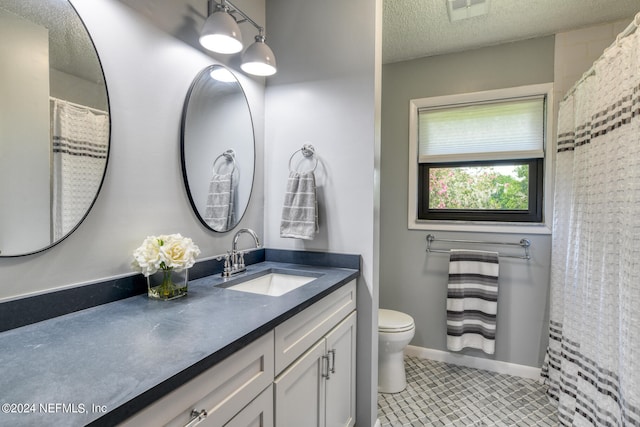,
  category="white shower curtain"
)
[541,20,640,426]
[51,98,109,240]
